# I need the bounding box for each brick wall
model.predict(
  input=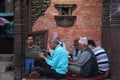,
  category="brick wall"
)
[32,0,102,53]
